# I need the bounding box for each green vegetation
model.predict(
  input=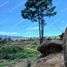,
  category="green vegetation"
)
[0,45,40,67]
[24,45,40,57]
[0,45,26,60]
